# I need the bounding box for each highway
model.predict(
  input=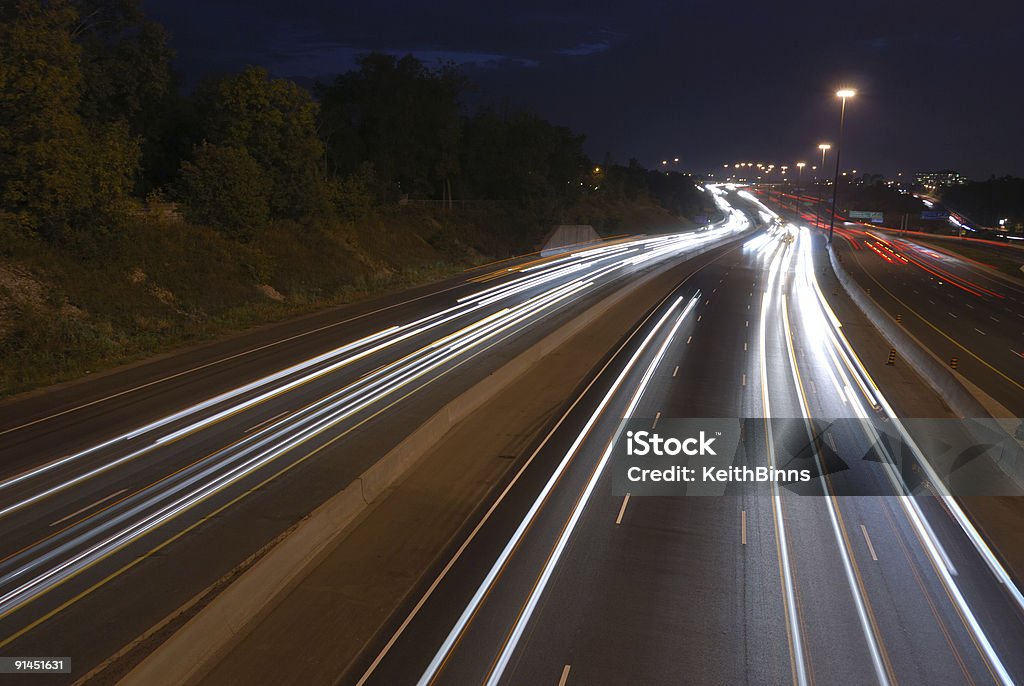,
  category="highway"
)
[2,188,1022,685]
[350,194,1024,686]
[756,187,1023,417]
[827,224,1024,417]
[0,206,754,680]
